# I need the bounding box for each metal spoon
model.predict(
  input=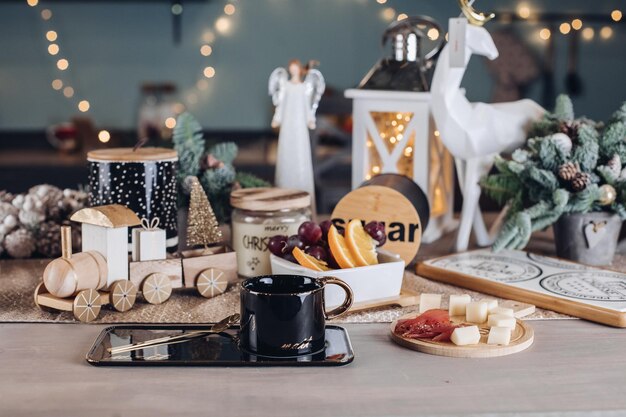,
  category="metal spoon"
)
[108,314,240,355]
